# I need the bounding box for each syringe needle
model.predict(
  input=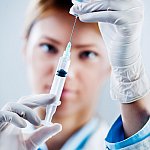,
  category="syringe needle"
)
[69,16,78,43]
